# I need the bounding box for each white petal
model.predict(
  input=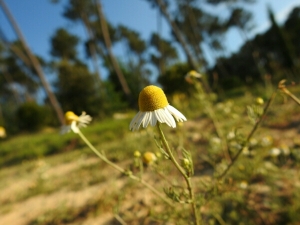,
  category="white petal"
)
[130,111,144,130]
[142,112,151,128]
[130,111,142,129]
[162,108,176,128]
[78,112,92,128]
[71,121,79,133]
[166,105,187,122]
[135,112,147,130]
[150,112,157,126]
[154,109,164,123]
[60,125,71,134]
[130,105,186,131]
